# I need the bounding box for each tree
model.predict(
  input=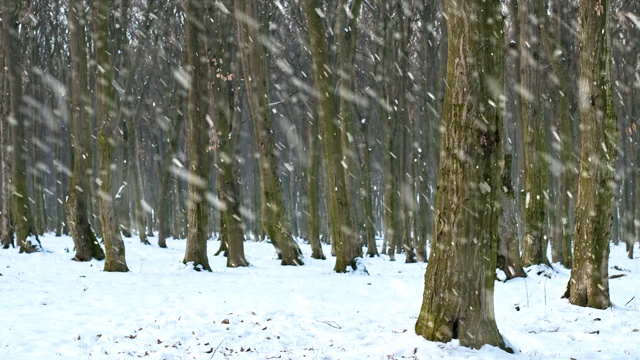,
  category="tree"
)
[2,0,39,253]
[154,2,186,249]
[93,0,129,272]
[182,0,212,271]
[235,0,304,266]
[210,0,248,268]
[0,25,15,249]
[415,0,509,351]
[519,0,550,268]
[335,0,366,263]
[542,0,577,268]
[65,0,105,261]
[306,116,326,260]
[564,0,616,309]
[302,0,361,272]
[498,154,526,279]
